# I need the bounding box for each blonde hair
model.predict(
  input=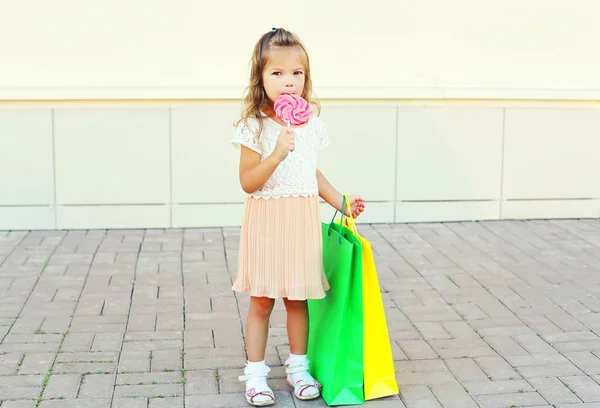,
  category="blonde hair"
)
[235,27,320,135]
